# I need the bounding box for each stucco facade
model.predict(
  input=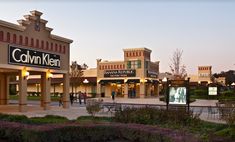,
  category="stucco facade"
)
[97,48,160,98]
